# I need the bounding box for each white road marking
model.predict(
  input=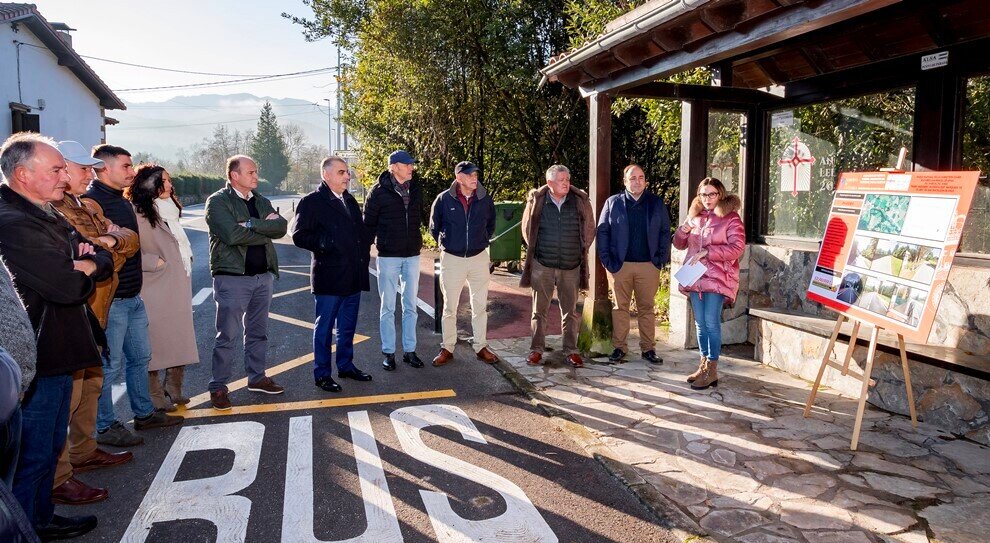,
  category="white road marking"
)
[282,414,402,542]
[121,421,264,543]
[111,383,127,405]
[368,265,436,319]
[391,404,558,543]
[191,288,213,306]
